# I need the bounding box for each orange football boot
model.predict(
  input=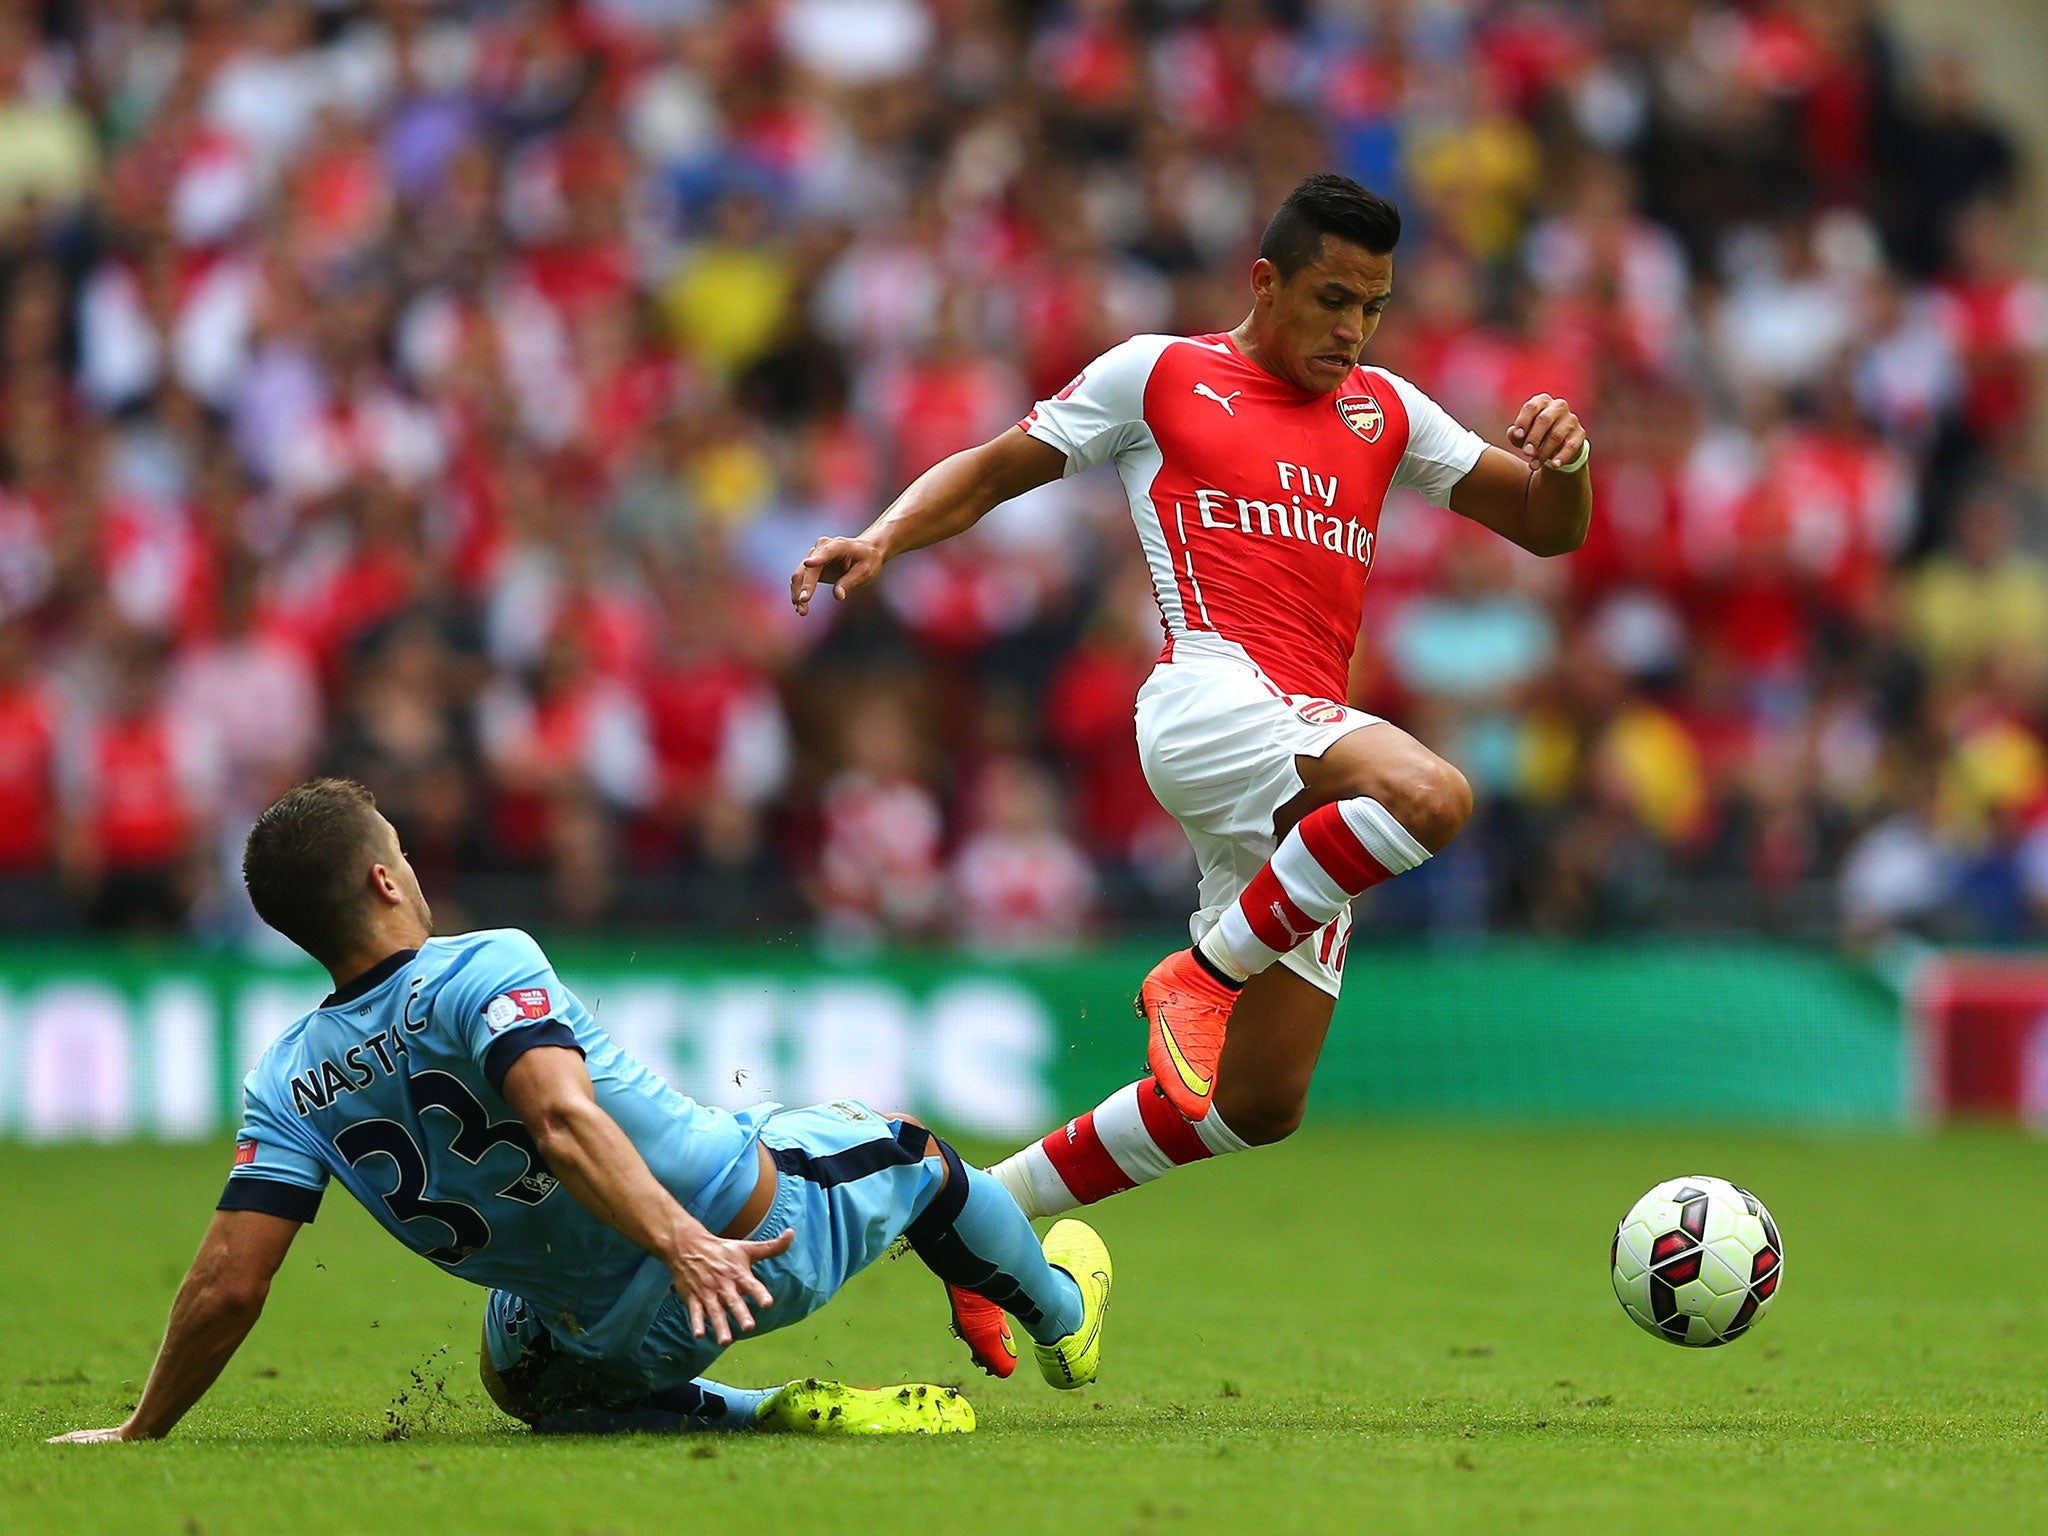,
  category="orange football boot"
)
[1140,948,1241,1121]
[947,1284,1017,1378]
